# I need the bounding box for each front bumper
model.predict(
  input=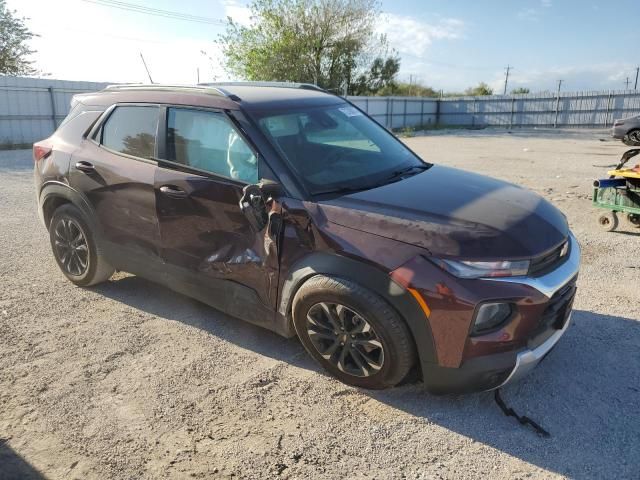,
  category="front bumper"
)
[481,232,580,389]
[419,233,580,394]
[496,312,571,388]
